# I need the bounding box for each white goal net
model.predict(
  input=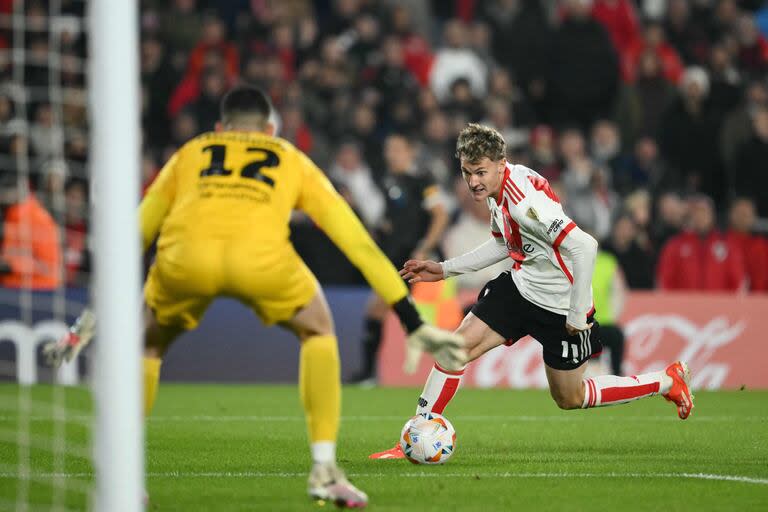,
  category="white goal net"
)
[0,1,143,510]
